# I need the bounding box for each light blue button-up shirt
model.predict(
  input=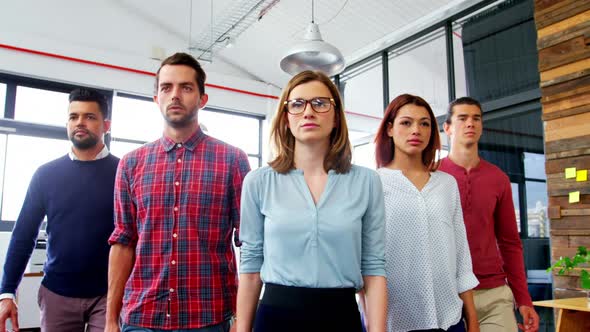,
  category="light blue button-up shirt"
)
[239,165,386,290]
